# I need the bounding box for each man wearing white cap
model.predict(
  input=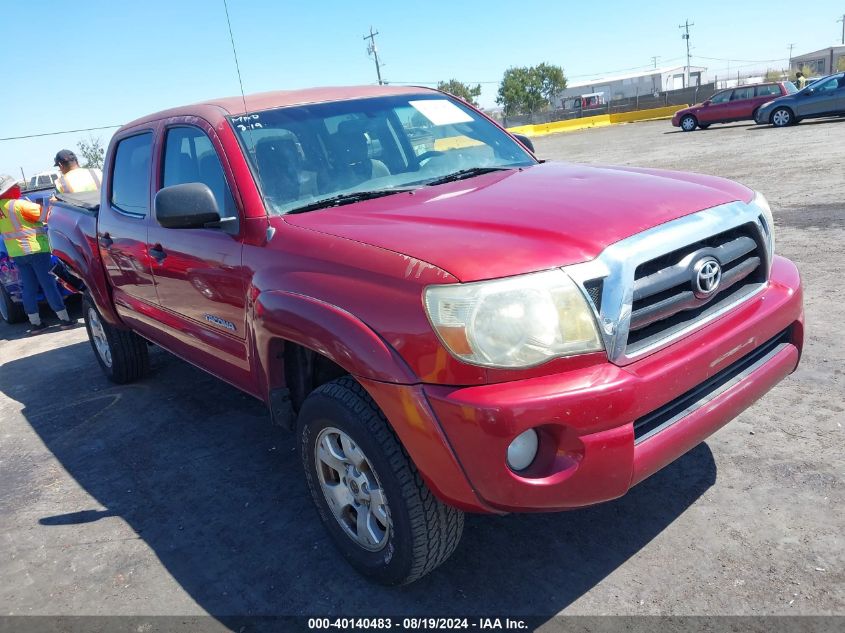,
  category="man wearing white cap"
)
[0,174,75,333]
